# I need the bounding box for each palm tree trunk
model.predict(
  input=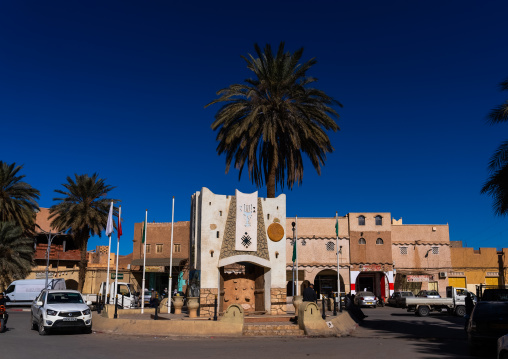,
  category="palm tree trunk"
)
[78,236,88,292]
[267,155,276,198]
